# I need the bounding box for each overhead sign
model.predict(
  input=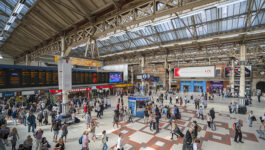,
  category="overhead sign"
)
[55,56,101,67]
[58,59,72,90]
[174,66,215,78]
[224,66,251,78]
[142,73,150,80]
